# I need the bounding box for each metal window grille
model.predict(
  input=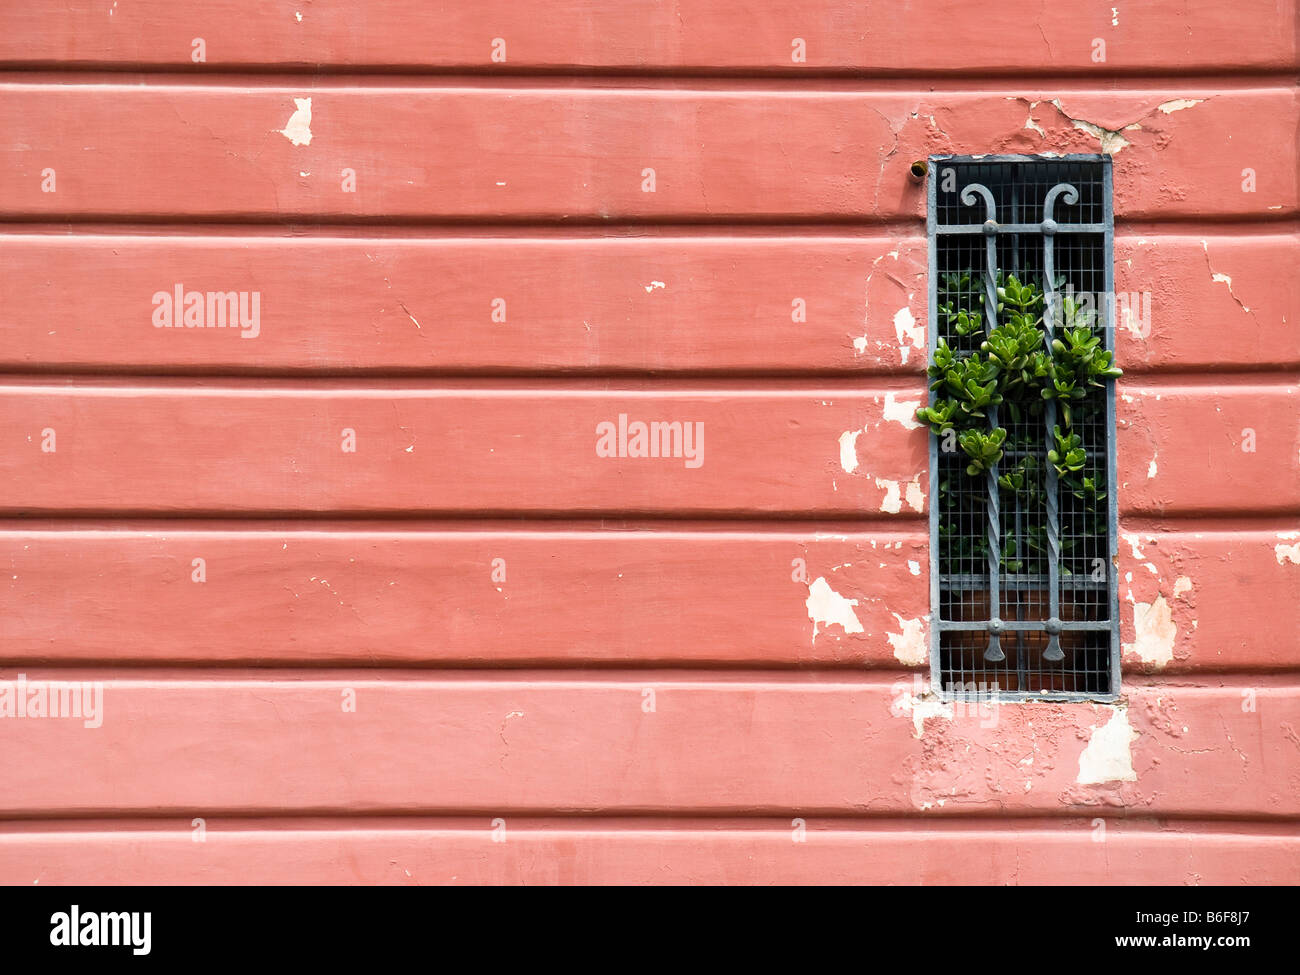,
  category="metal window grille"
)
[926,155,1119,700]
